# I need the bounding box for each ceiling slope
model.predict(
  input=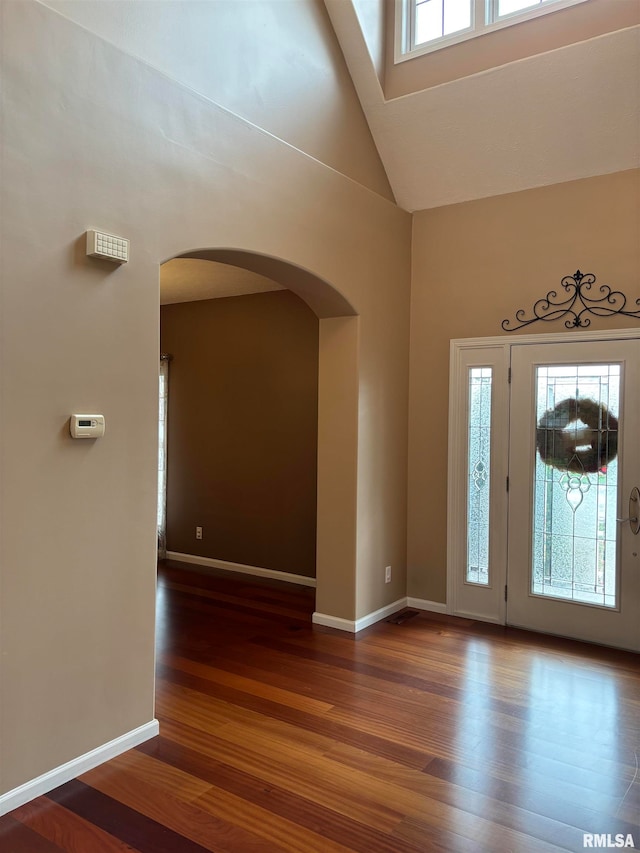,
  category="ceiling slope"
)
[42,0,395,202]
[325,2,640,212]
